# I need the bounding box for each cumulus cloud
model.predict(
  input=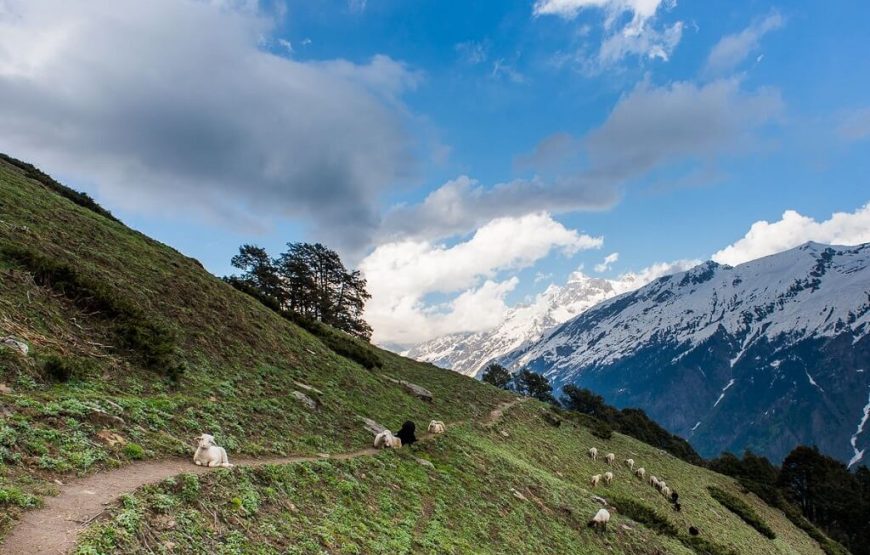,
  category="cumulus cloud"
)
[361,212,603,345]
[0,0,418,253]
[534,0,683,69]
[595,252,620,272]
[712,204,870,266]
[704,11,784,77]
